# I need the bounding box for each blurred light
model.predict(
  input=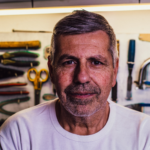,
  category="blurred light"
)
[0,3,150,16]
